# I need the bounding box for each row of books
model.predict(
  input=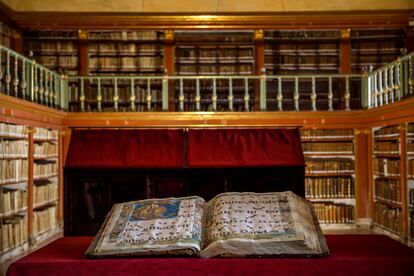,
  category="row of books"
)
[34,181,58,207]
[374,202,402,234]
[411,211,414,241]
[301,129,354,139]
[1,187,28,216]
[304,158,354,173]
[374,158,400,176]
[25,41,78,54]
[0,159,29,184]
[176,65,253,75]
[89,56,163,70]
[23,30,77,39]
[0,140,28,159]
[374,125,399,137]
[0,215,28,253]
[302,142,354,154]
[409,189,414,206]
[35,56,78,68]
[32,206,57,235]
[34,143,58,159]
[175,32,253,44]
[305,177,354,199]
[34,128,58,141]
[311,202,354,224]
[0,21,13,48]
[265,43,339,51]
[407,141,414,153]
[374,178,401,203]
[374,141,399,153]
[266,30,340,40]
[351,41,402,51]
[90,43,162,54]
[33,162,58,179]
[0,123,26,138]
[264,55,339,65]
[175,103,249,112]
[88,31,160,41]
[351,55,397,65]
[176,49,254,60]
